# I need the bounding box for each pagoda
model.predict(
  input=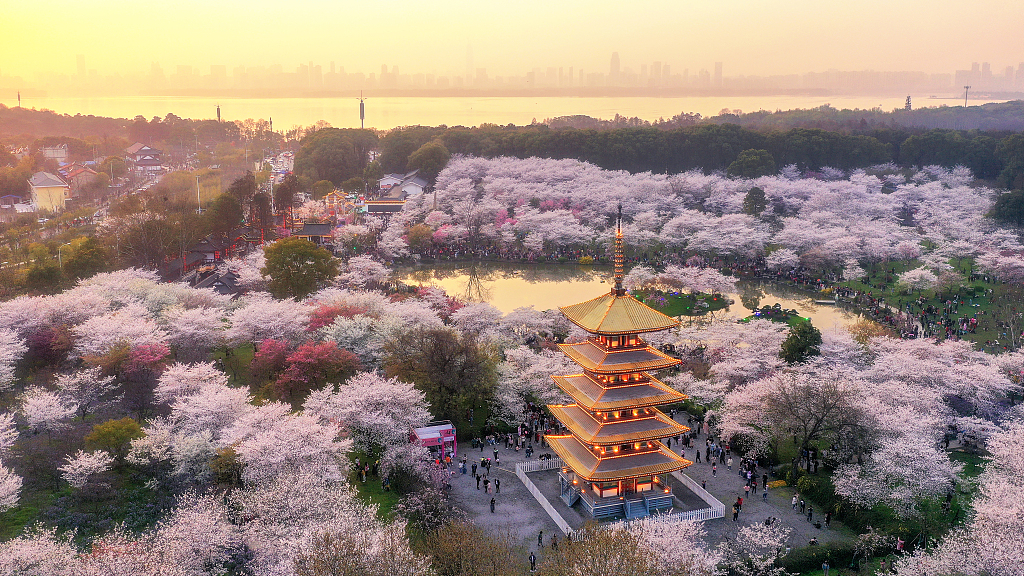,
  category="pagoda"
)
[545,209,692,519]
